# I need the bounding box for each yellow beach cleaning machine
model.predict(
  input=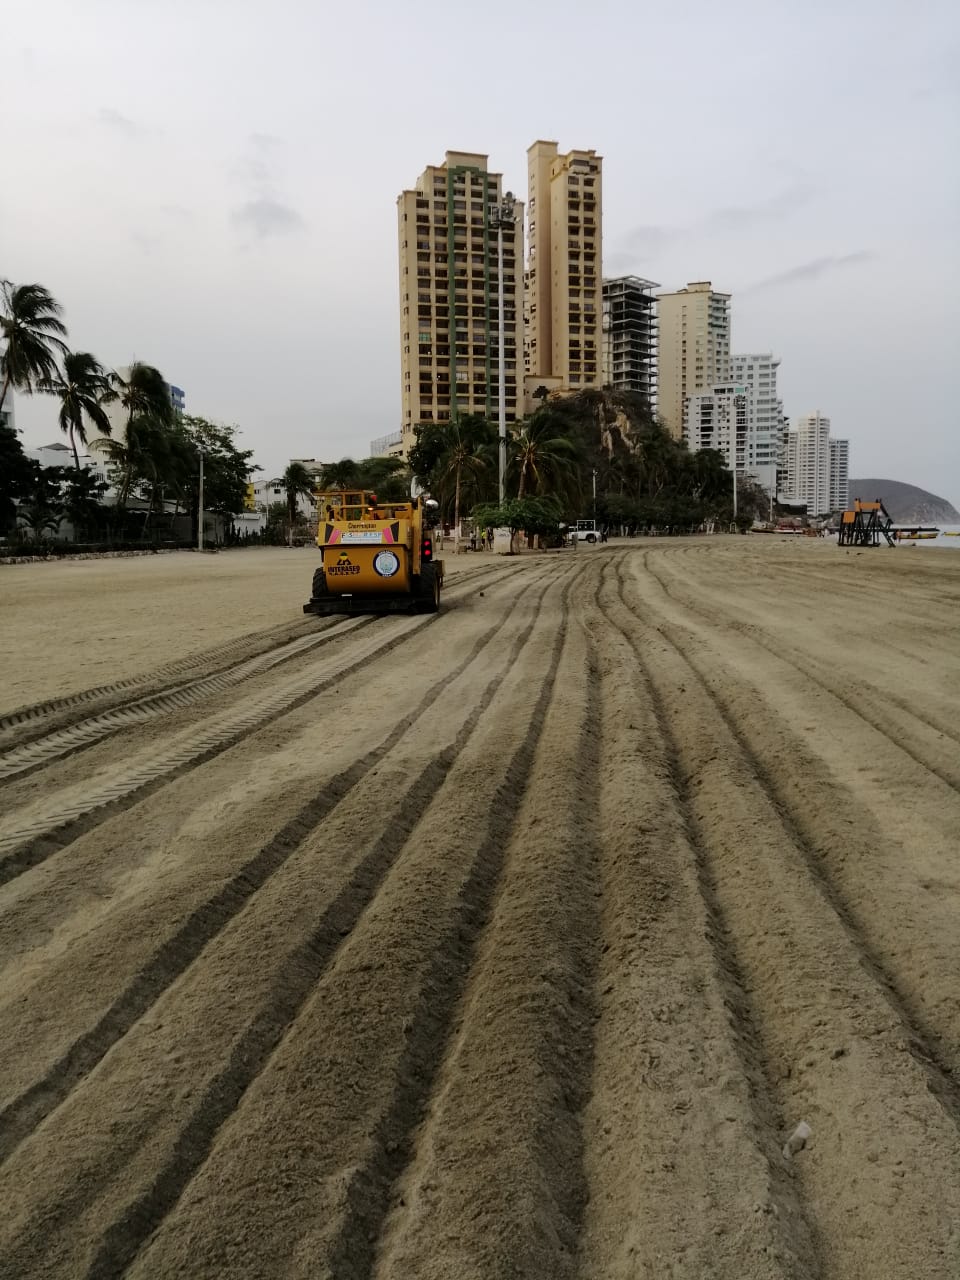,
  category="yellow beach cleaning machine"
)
[303,490,444,615]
